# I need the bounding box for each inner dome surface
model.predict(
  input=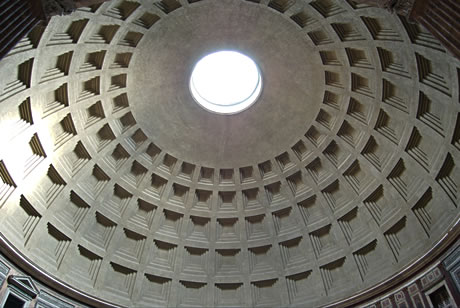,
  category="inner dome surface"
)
[0,0,458,308]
